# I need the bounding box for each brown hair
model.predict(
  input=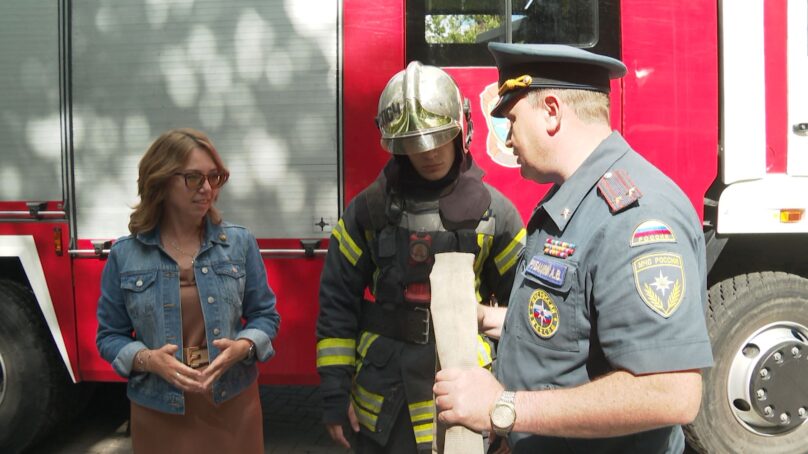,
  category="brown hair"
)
[528,88,611,125]
[128,128,229,234]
